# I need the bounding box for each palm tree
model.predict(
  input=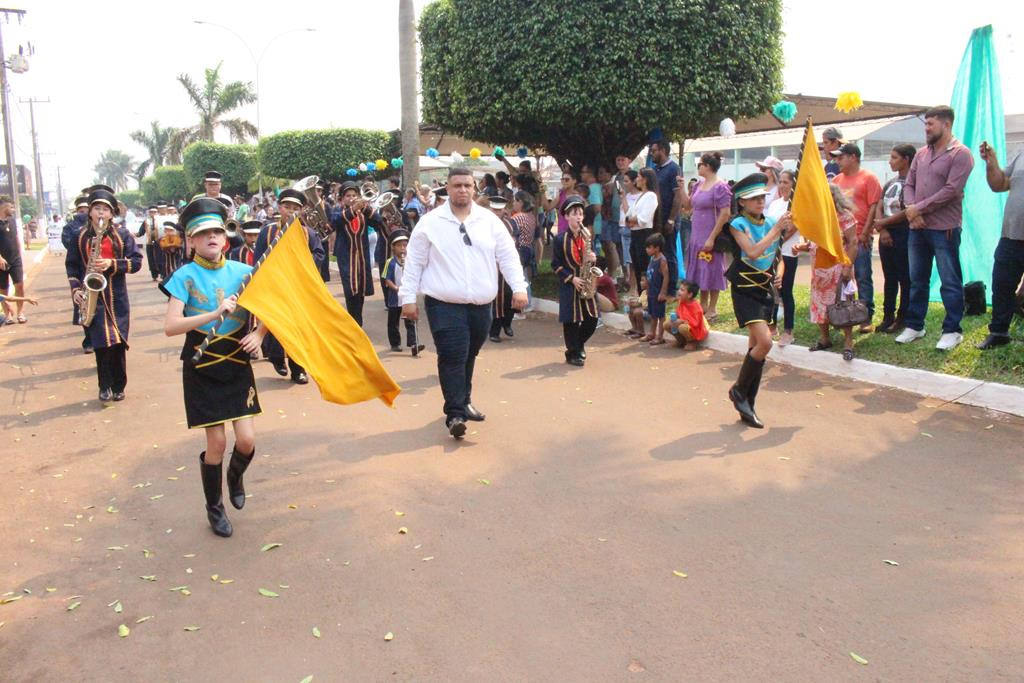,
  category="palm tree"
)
[399,0,419,189]
[170,62,258,159]
[130,121,179,178]
[93,150,136,191]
